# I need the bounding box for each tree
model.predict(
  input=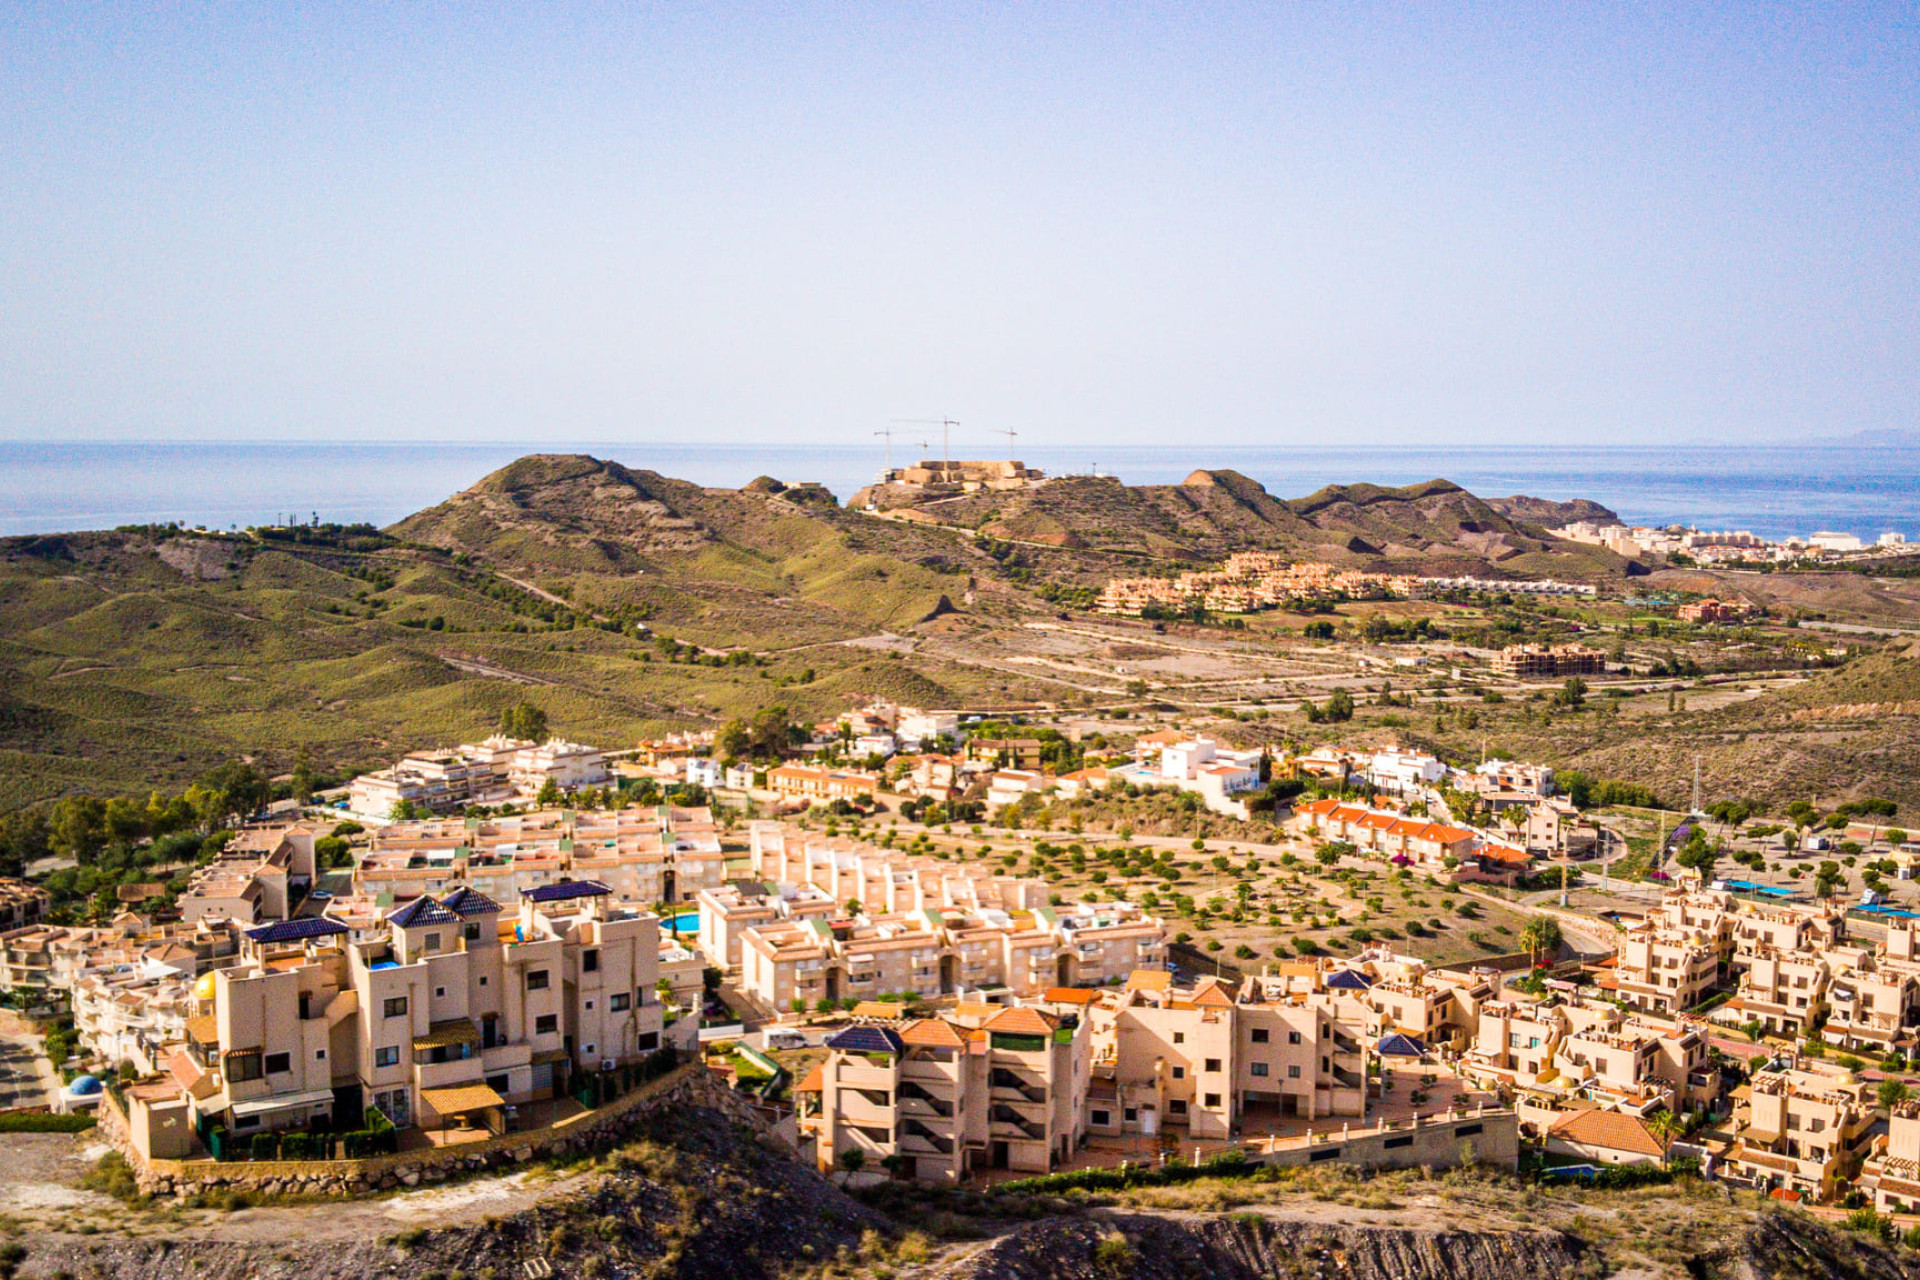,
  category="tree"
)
[1324,688,1355,723]
[1646,1109,1682,1167]
[500,700,549,742]
[536,777,563,808]
[291,748,314,806]
[1554,677,1588,709]
[1518,915,1563,968]
[1879,1078,1911,1110]
[48,796,107,865]
[1815,860,1844,900]
[716,718,751,762]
